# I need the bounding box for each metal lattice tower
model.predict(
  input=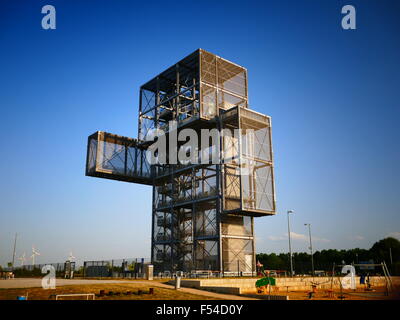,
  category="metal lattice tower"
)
[85,49,276,274]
